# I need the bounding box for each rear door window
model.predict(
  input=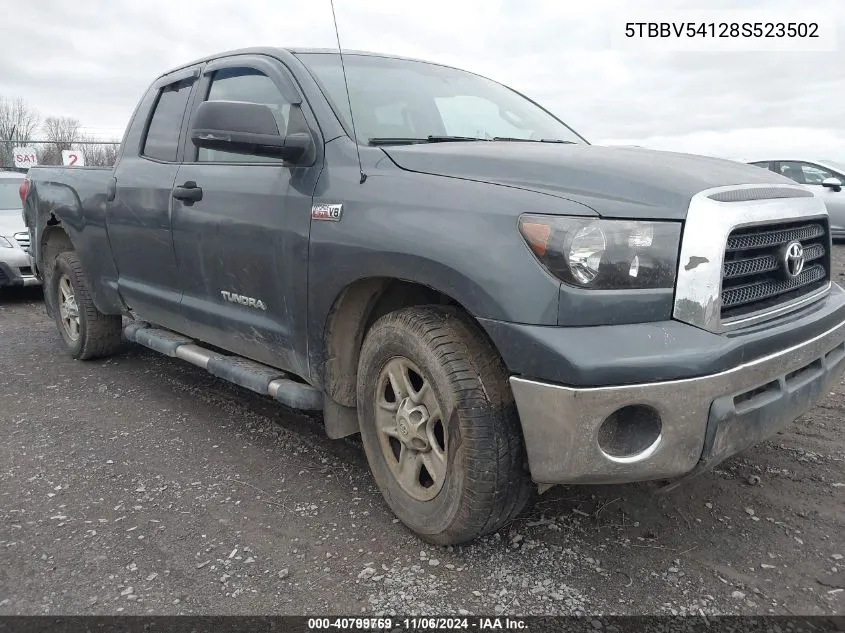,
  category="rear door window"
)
[142,78,195,162]
[0,180,24,209]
